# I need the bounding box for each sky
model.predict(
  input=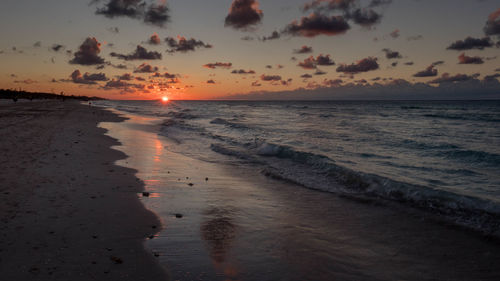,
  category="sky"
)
[0,0,499,100]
